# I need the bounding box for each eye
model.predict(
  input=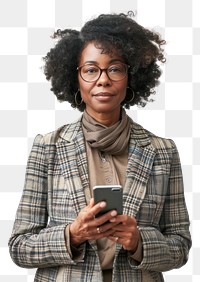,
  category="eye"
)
[108,64,124,73]
[82,65,99,75]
